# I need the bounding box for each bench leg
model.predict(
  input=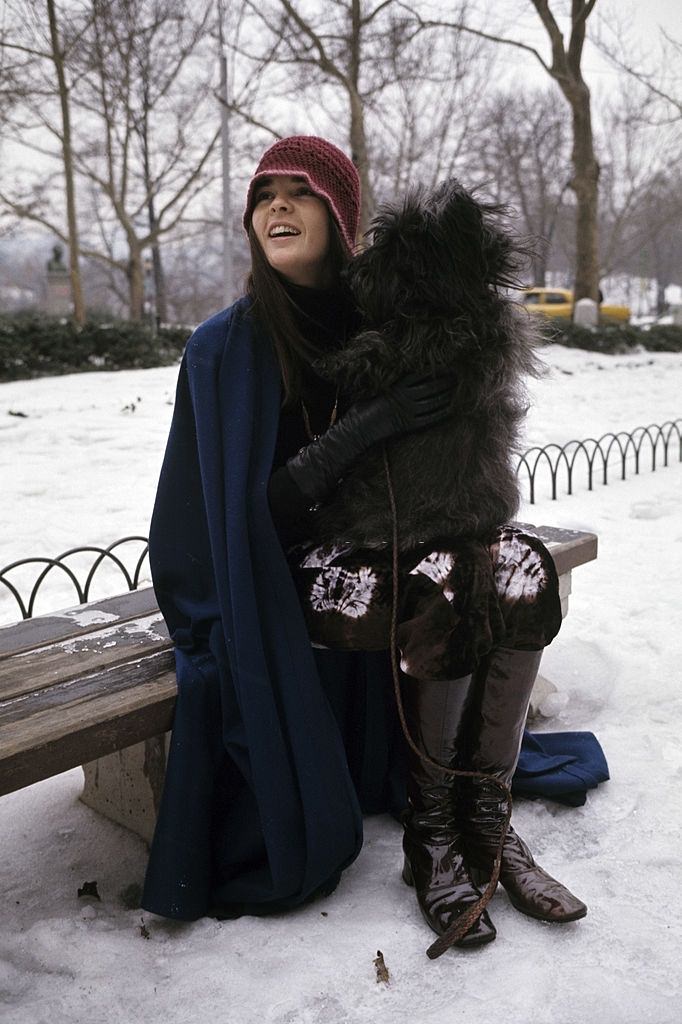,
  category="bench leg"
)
[528,672,558,719]
[80,734,169,846]
[558,569,572,619]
